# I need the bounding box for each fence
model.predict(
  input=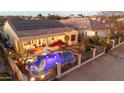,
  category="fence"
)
[81,50,93,63]
[1,35,124,81]
[56,35,124,79]
[0,43,27,81]
[43,66,57,81]
[111,35,124,50]
[8,57,27,80]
